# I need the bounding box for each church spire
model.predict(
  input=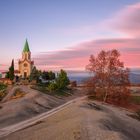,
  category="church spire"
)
[23,39,30,52]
